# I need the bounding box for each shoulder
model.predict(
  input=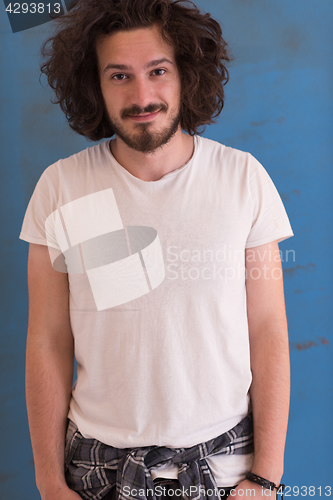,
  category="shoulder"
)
[30,141,110,206]
[195,135,262,175]
[45,141,109,175]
